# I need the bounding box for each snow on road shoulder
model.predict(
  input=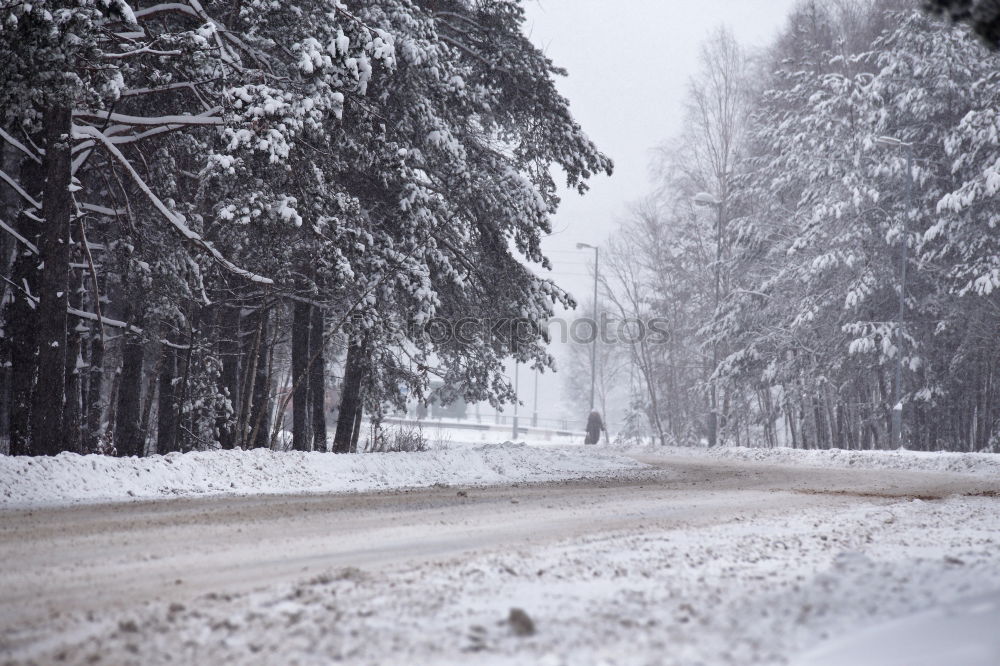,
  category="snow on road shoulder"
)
[620,444,1000,478]
[0,444,647,508]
